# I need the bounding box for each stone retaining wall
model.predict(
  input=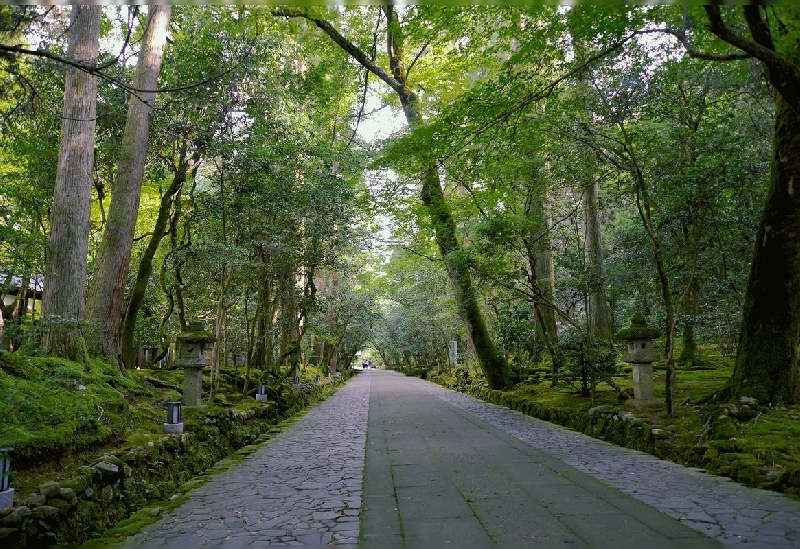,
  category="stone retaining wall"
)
[0,381,341,546]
